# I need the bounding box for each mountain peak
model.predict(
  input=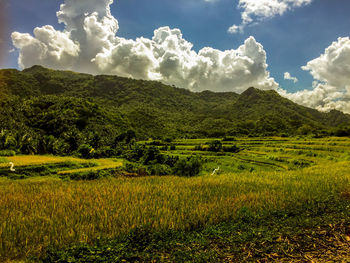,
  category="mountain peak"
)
[239,87,281,101]
[22,65,48,73]
[243,86,259,94]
